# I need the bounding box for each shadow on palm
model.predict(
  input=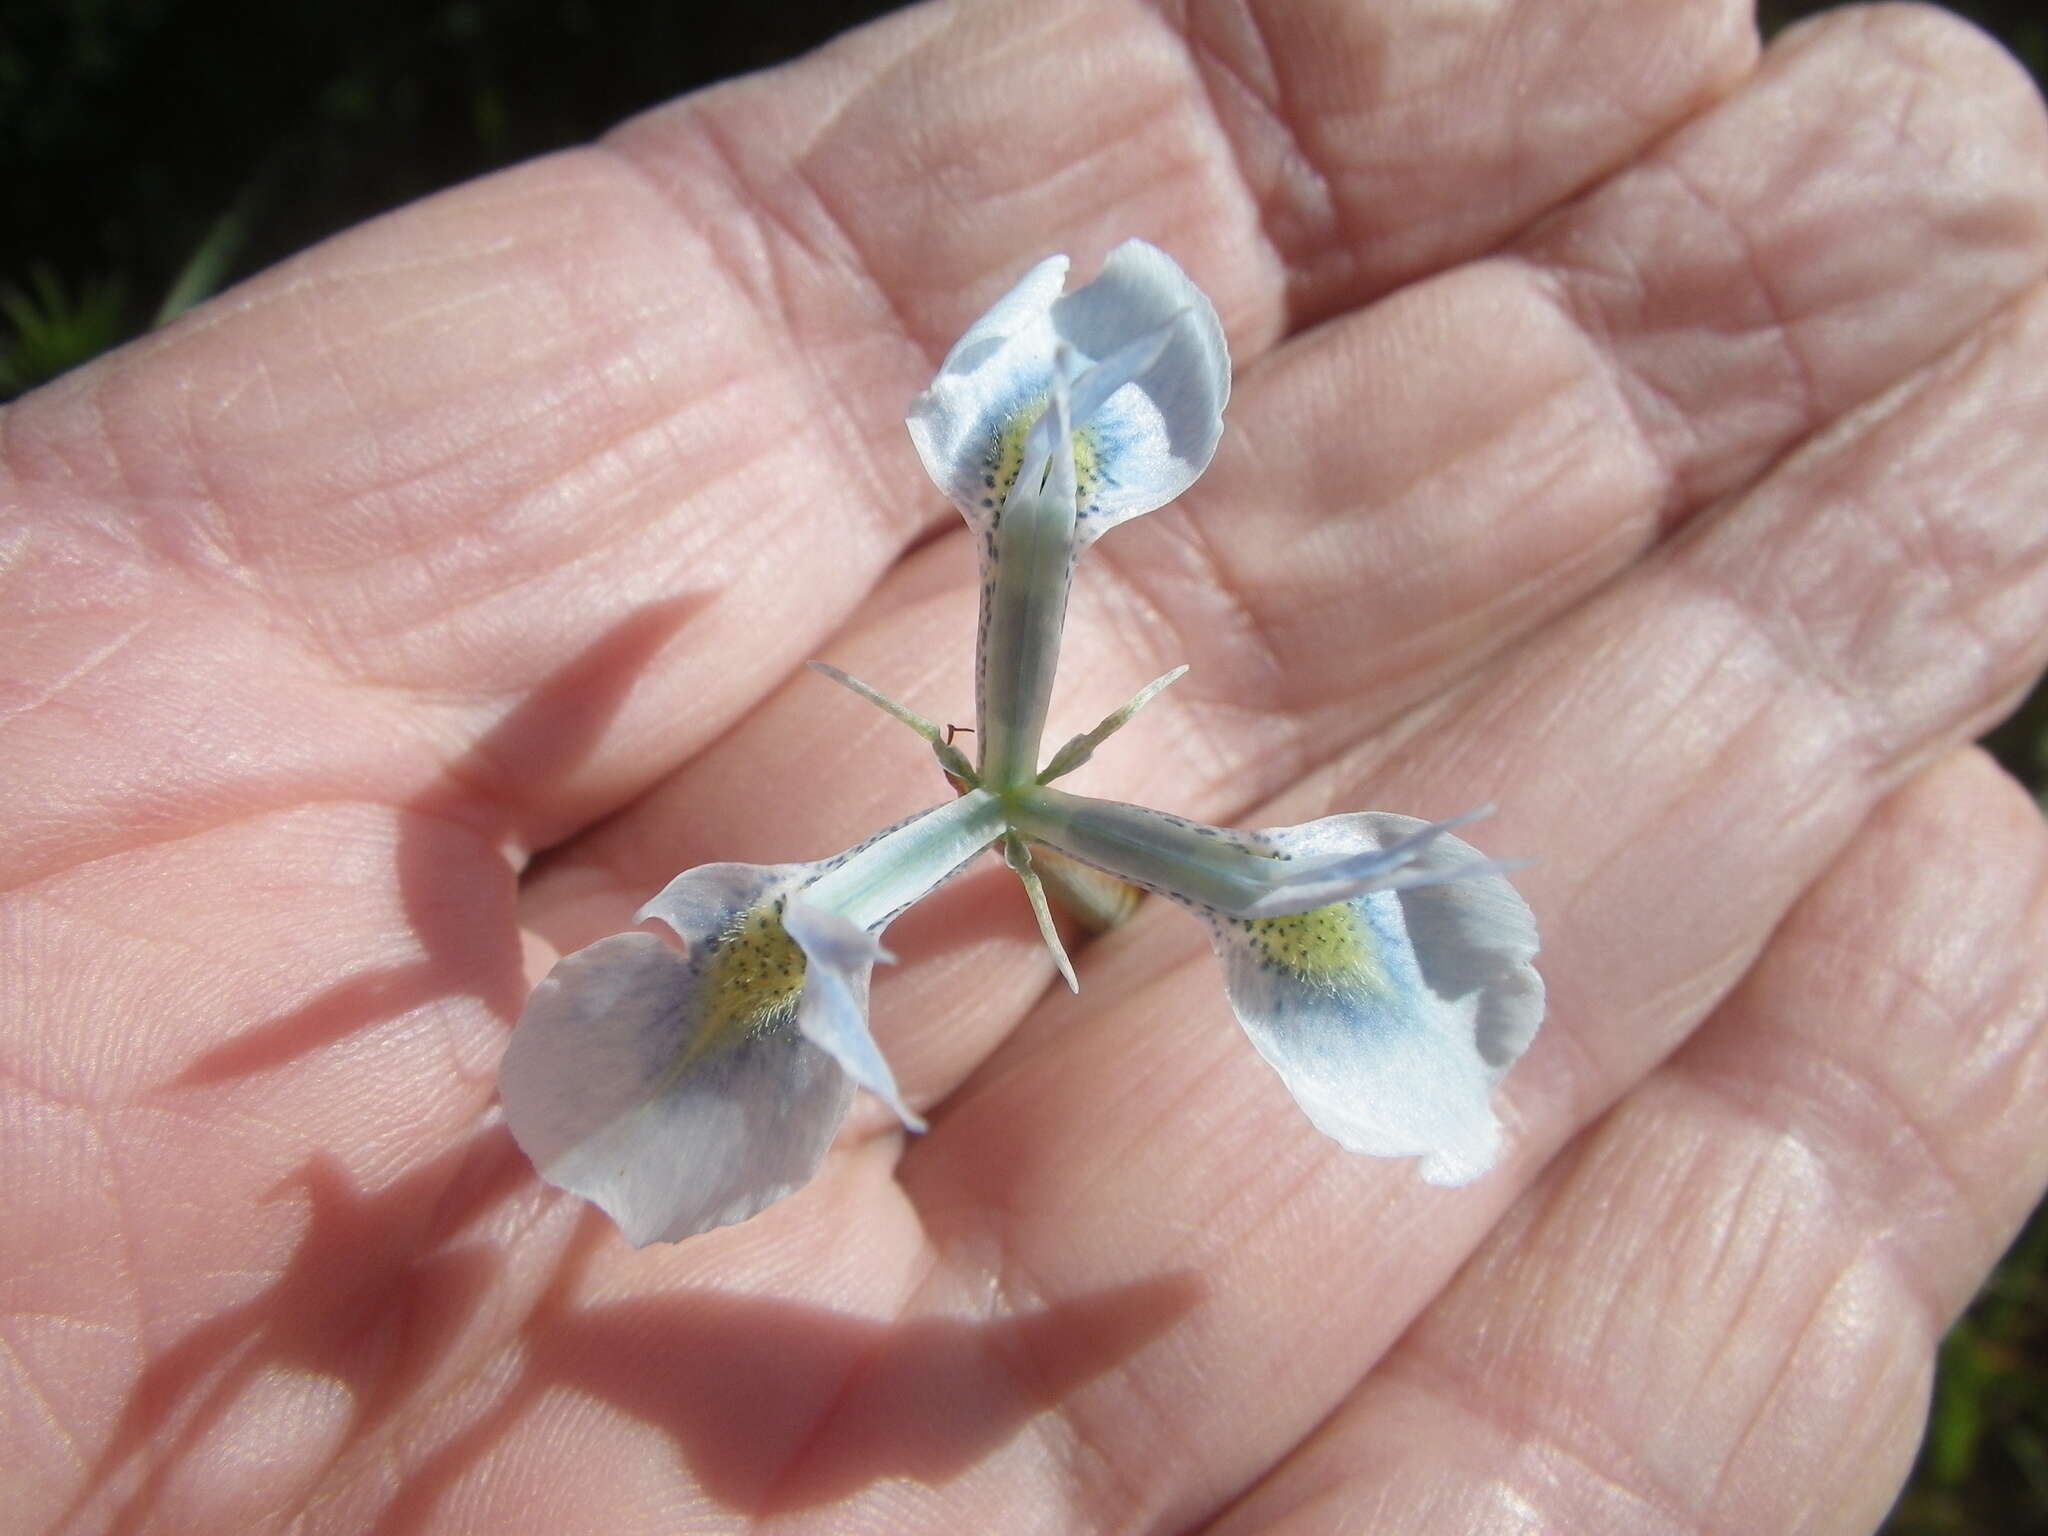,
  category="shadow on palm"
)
[175,595,708,1089]
[384,1234,1199,1526]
